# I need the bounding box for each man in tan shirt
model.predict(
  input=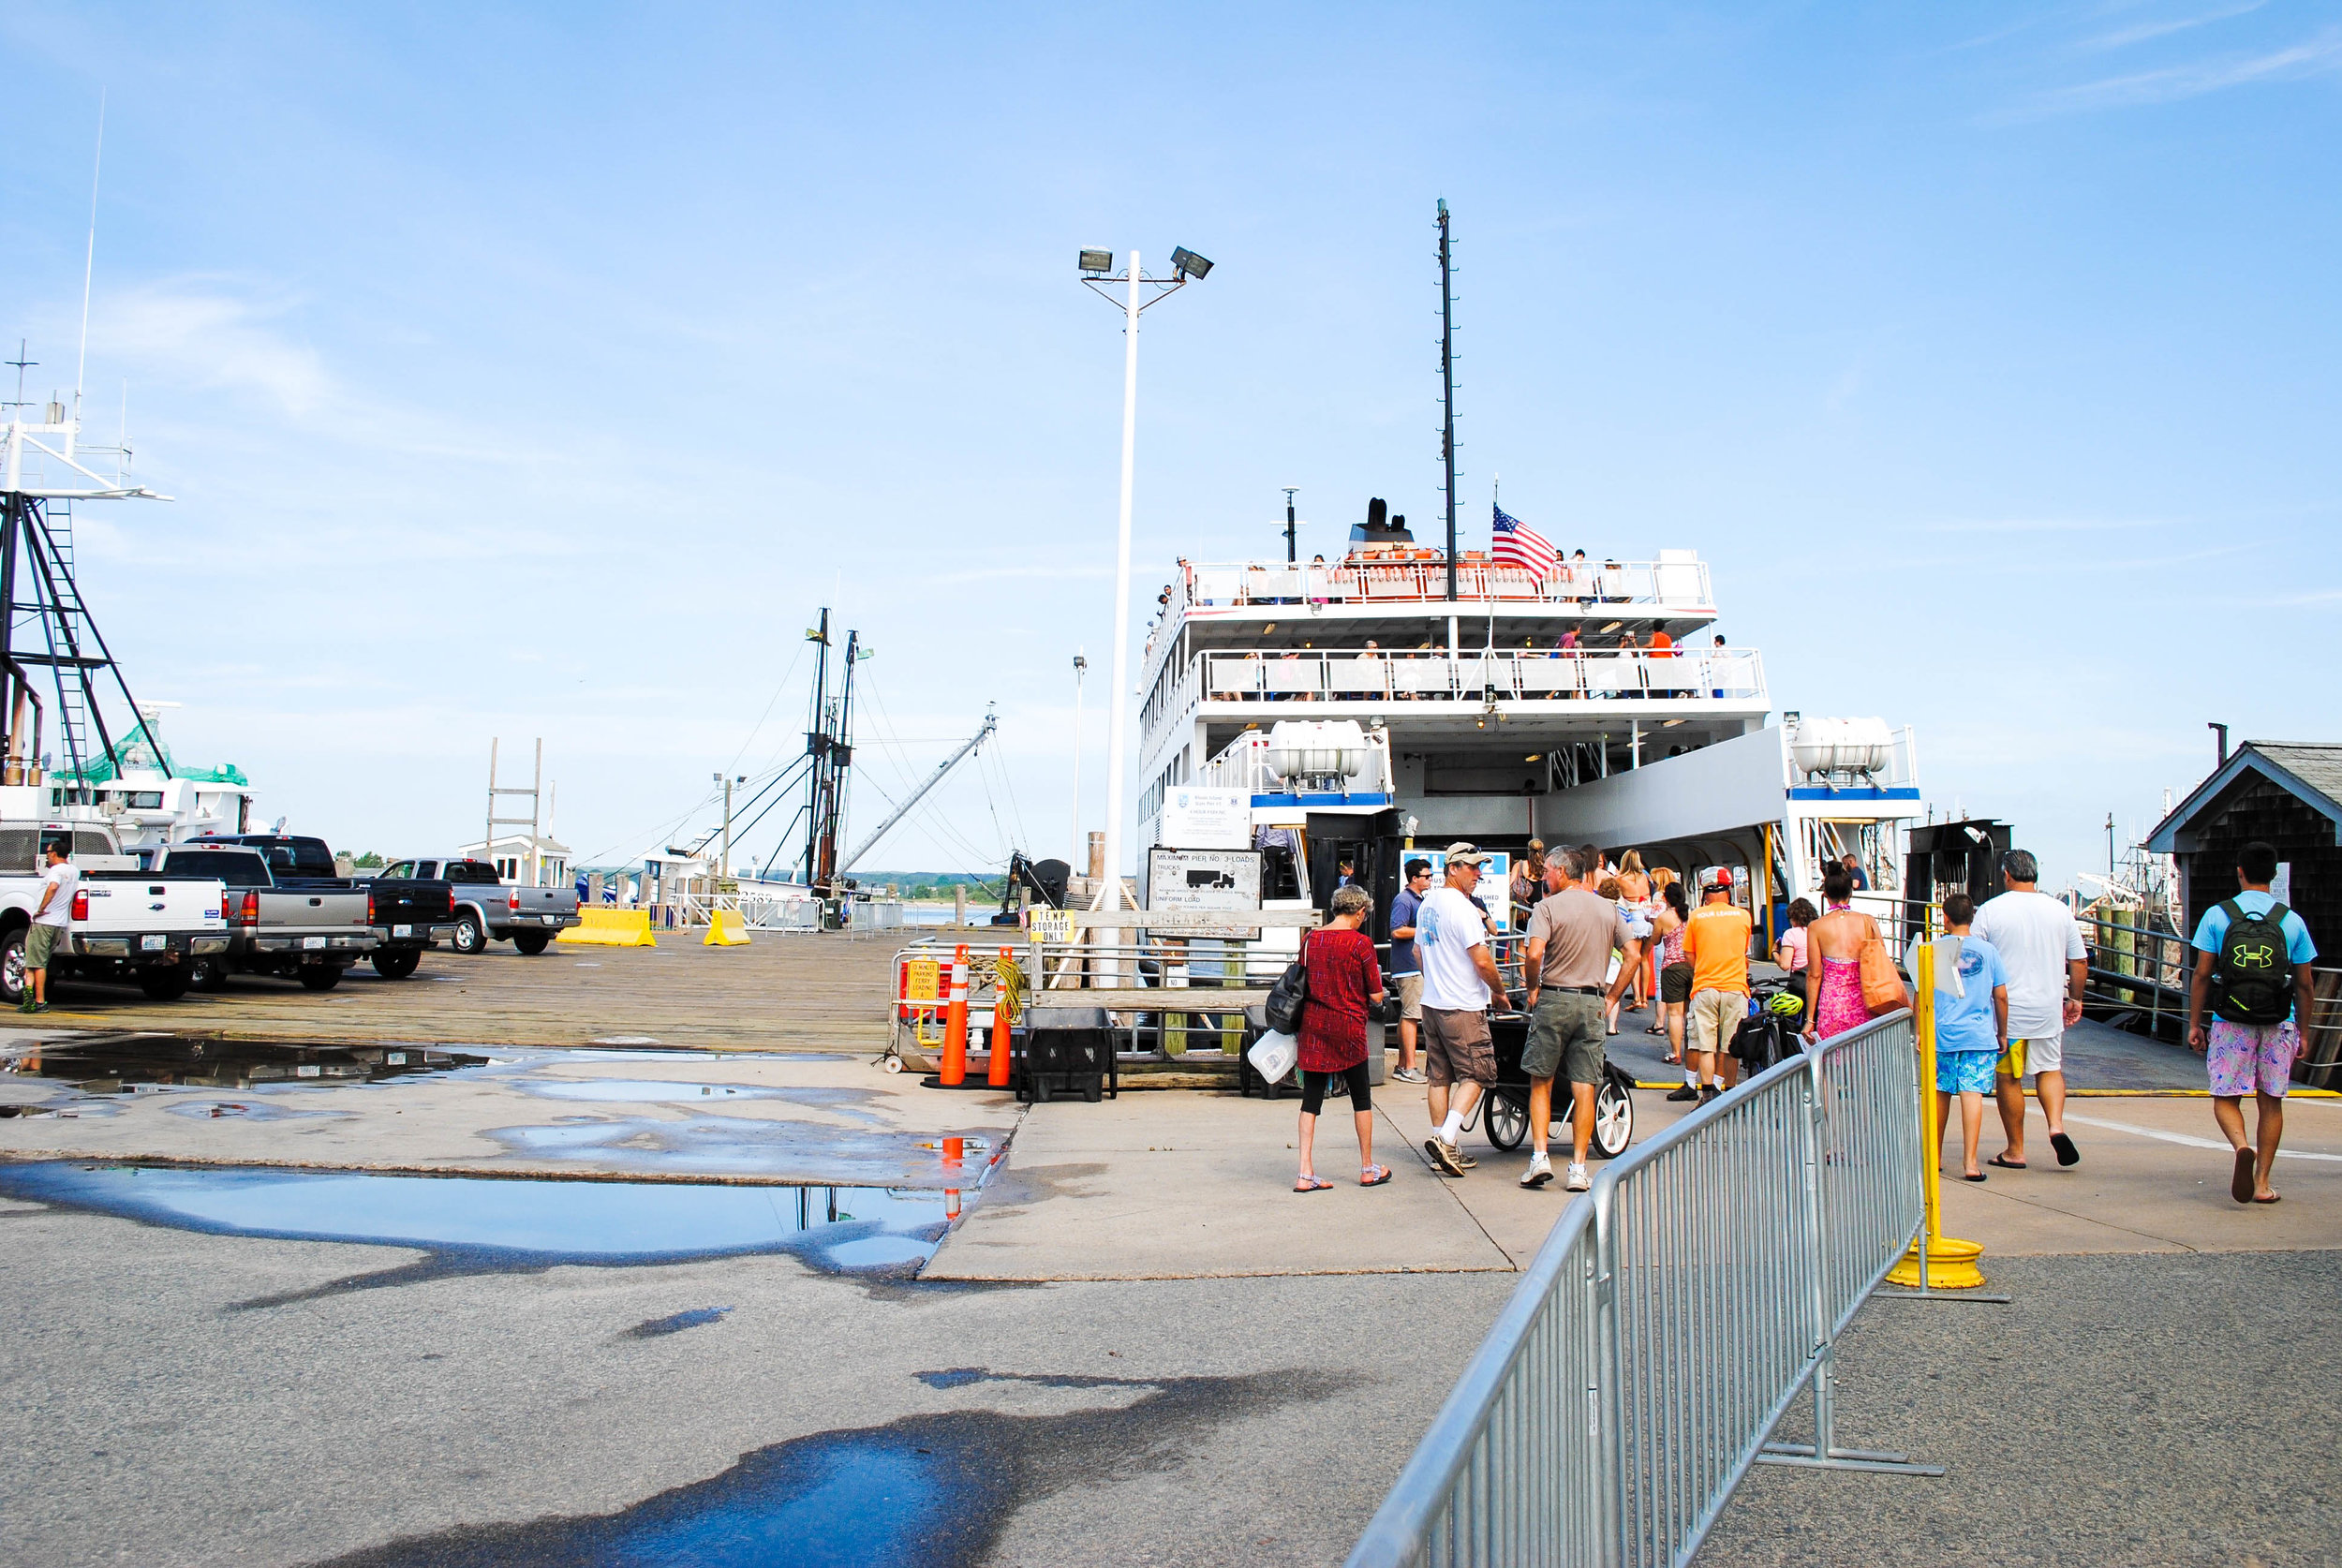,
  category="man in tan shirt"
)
[1522,847,1643,1191]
